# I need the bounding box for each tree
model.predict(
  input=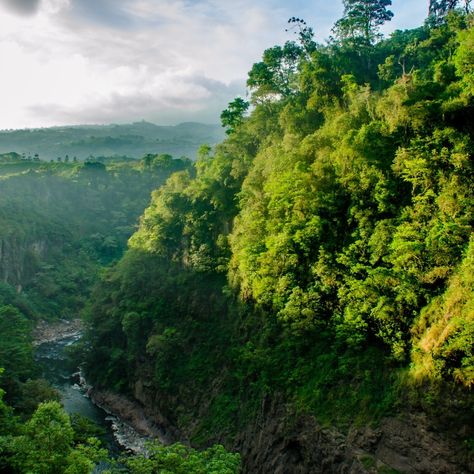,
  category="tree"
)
[221,97,250,134]
[13,401,74,473]
[152,153,174,169]
[247,41,304,100]
[0,305,33,382]
[15,379,60,417]
[0,369,15,435]
[429,0,459,17]
[142,153,154,169]
[429,0,472,17]
[286,17,317,55]
[125,441,241,474]
[455,25,474,96]
[333,0,394,45]
[11,401,107,474]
